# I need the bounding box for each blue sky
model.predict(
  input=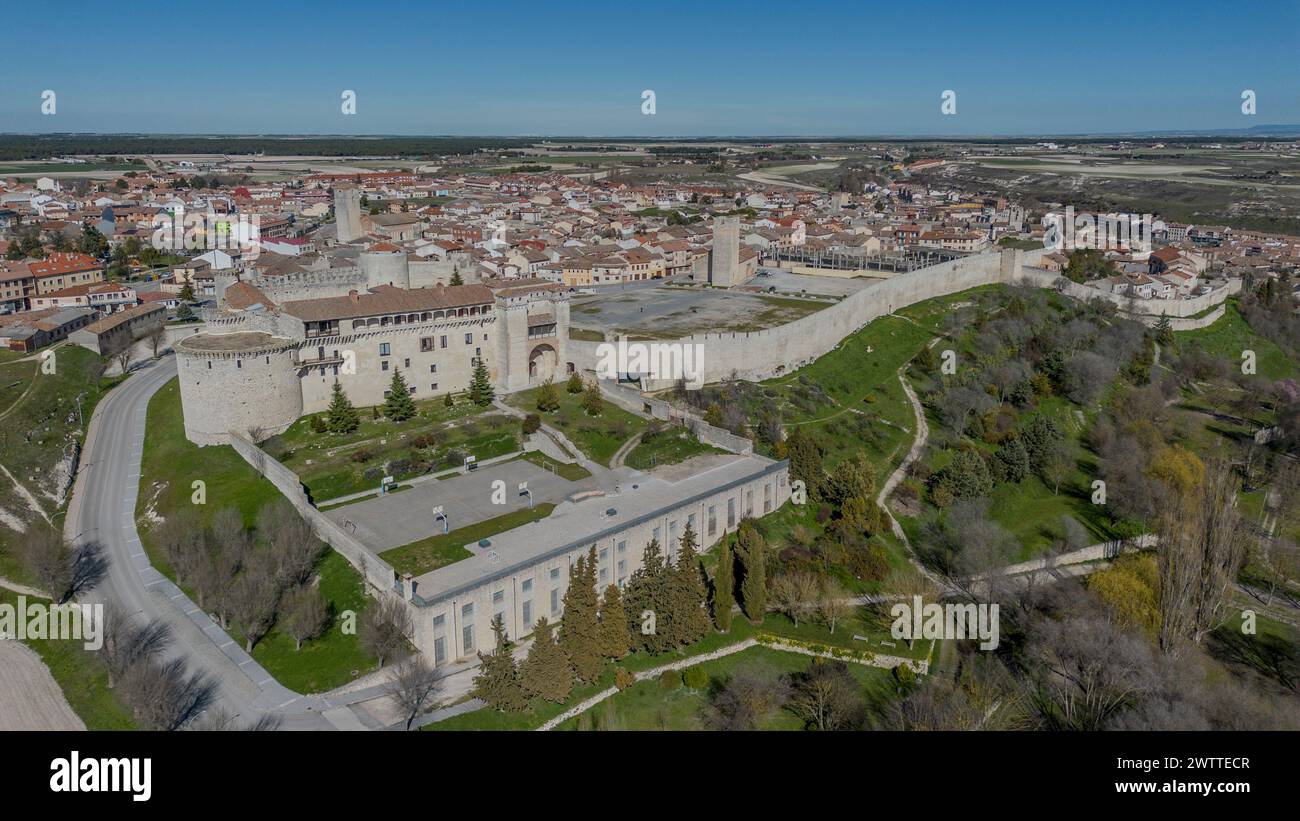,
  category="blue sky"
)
[2,0,1297,136]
